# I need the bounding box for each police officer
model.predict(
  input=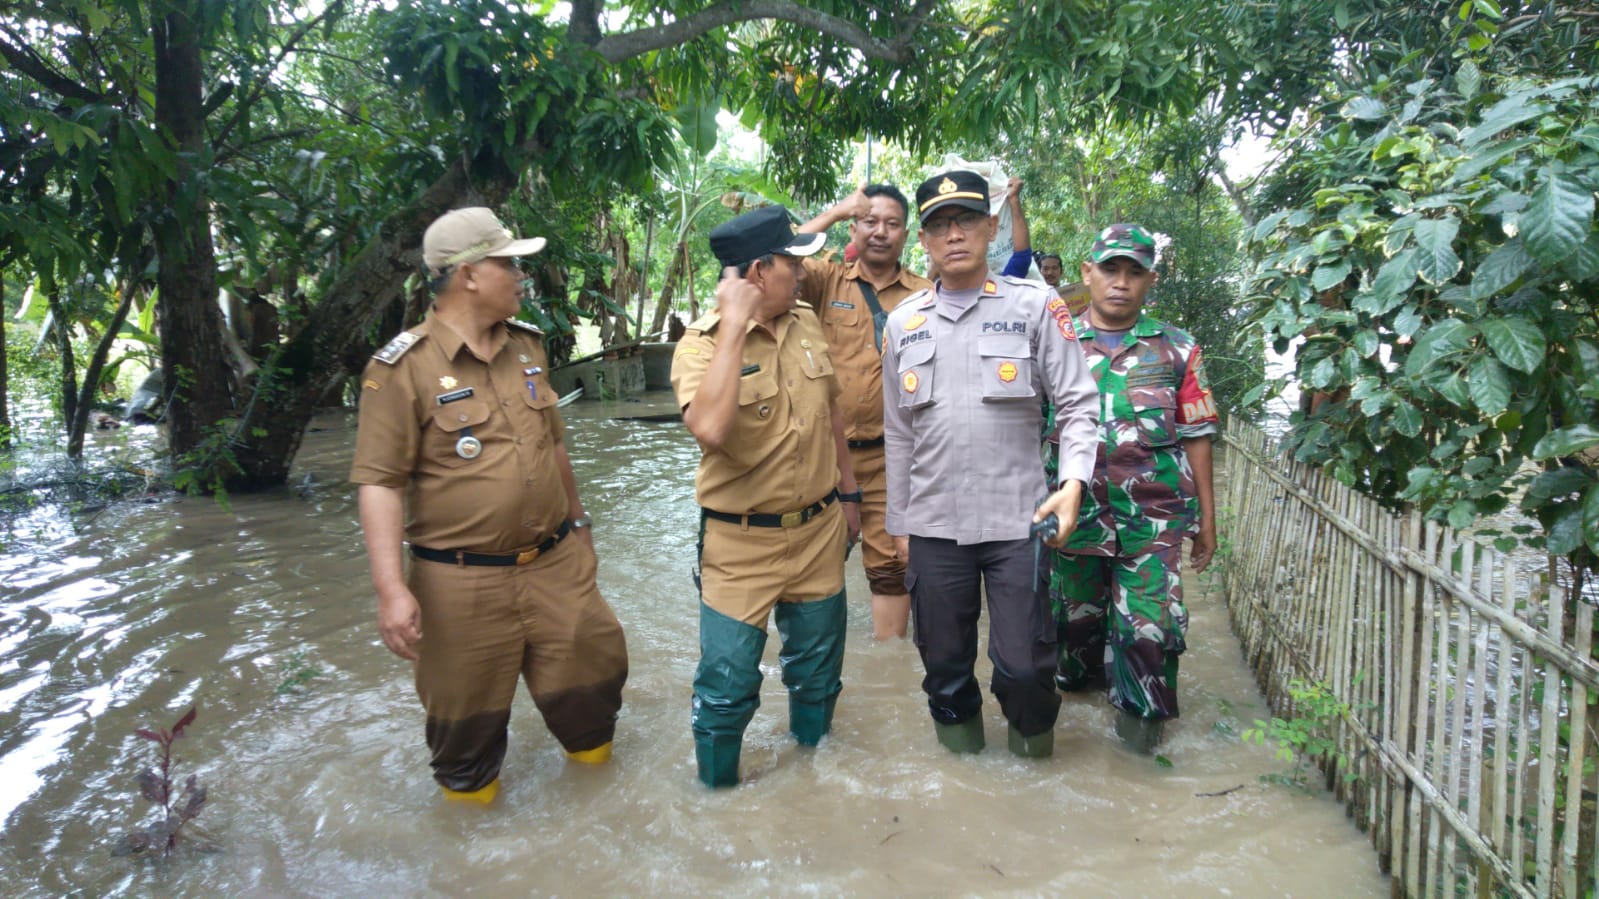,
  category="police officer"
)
[1050,224,1219,754]
[351,207,629,803]
[882,171,1099,758]
[671,205,863,788]
[798,184,932,640]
